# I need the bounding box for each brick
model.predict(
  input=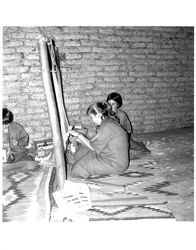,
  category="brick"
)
[21,73,37,79]
[85,90,102,96]
[29,67,41,73]
[32,132,46,140]
[132,42,146,48]
[31,93,46,100]
[11,32,26,39]
[66,54,82,60]
[79,47,92,53]
[25,54,39,60]
[6,66,29,74]
[65,97,80,104]
[67,110,81,116]
[88,34,99,40]
[24,40,38,46]
[20,27,40,33]
[25,33,41,39]
[4,81,25,89]
[88,66,103,71]
[80,27,99,34]
[3,74,18,81]
[103,77,120,82]
[92,47,108,53]
[27,100,46,108]
[156,72,180,77]
[3,54,21,61]
[99,28,115,35]
[27,86,44,93]
[102,36,122,42]
[5,41,24,47]
[81,40,98,46]
[8,94,29,102]
[16,47,37,53]
[104,66,119,71]
[97,71,127,77]
[3,48,16,54]
[63,41,81,47]
[28,81,43,88]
